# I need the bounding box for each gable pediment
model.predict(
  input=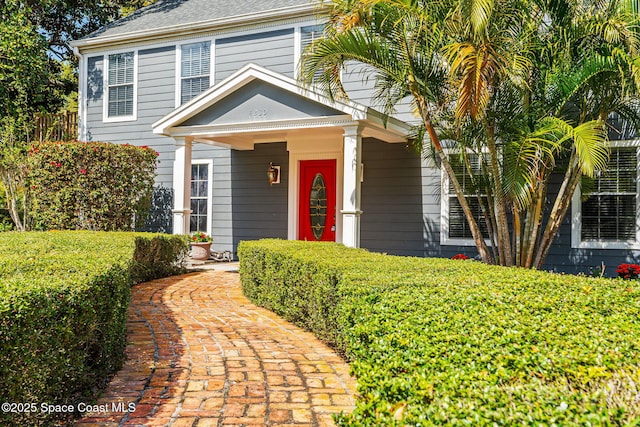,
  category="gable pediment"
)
[181,80,346,127]
[152,63,410,147]
[153,64,366,137]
